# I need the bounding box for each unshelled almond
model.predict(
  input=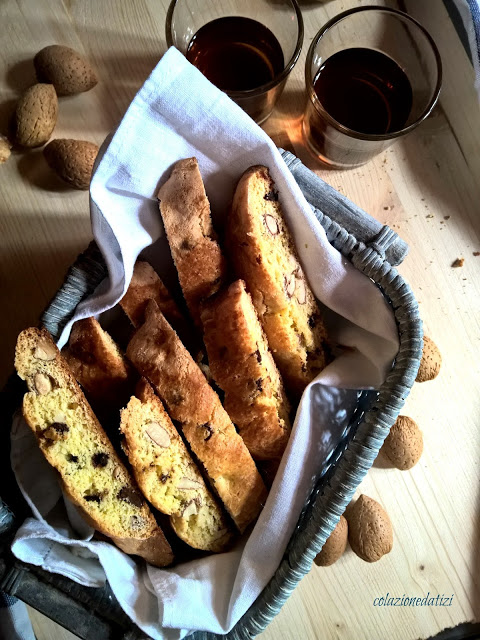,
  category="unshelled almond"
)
[14,84,58,147]
[314,514,348,567]
[381,415,423,470]
[43,139,99,190]
[347,495,393,563]
[416,336,441,382]
[34,45,98,96]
